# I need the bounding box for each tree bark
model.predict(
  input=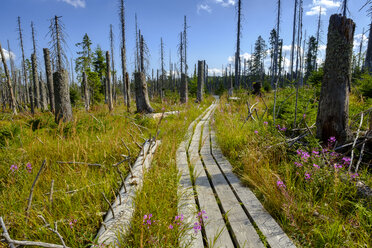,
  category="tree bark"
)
[83,71,89,111]
[180,73,188,104]
[106,51,114,112]
[31,53,40,109]
[134,72,153,113]
[53,69,73,123]
[364,20,372,72]
[39,72,48,111]
[316,14,355,144]
[43,48,55,113]
[197,60,205,102]
[0,42,17,115]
